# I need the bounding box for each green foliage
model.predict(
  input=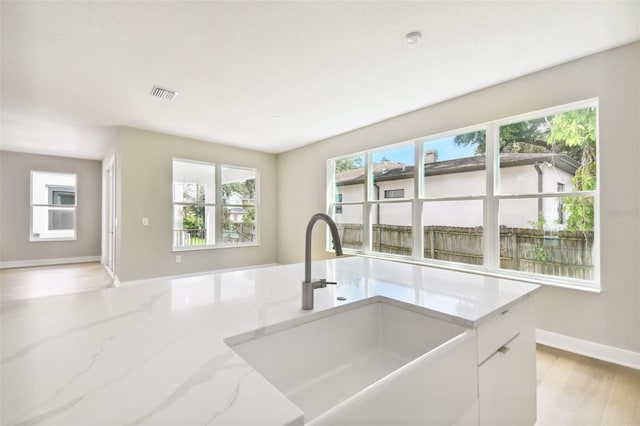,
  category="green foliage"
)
[453,107,597,232]
[453,114,586,163]
[564,196,594,232]
[182,183,205,230]
[335,157,363,173]
[532,245,549,263]
[222,178,255,200]
[547,108,596,150]
[547,107,597,232]
[243,206,255,224]
[528,211,546,231]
